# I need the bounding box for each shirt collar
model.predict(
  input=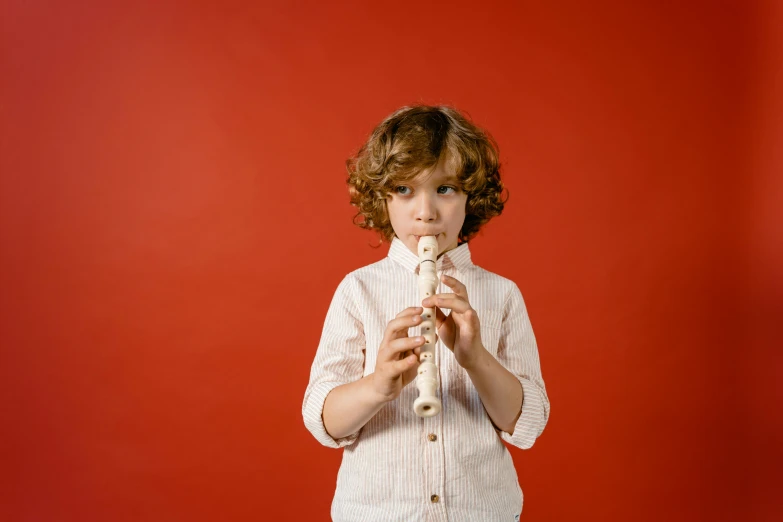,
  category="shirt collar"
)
[388,236,474,273]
